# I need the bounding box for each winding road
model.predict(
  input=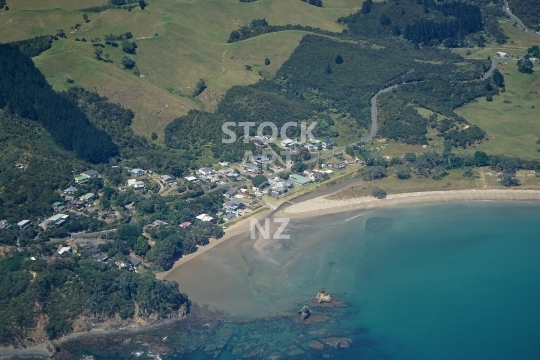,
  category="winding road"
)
[503,0,540,39]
